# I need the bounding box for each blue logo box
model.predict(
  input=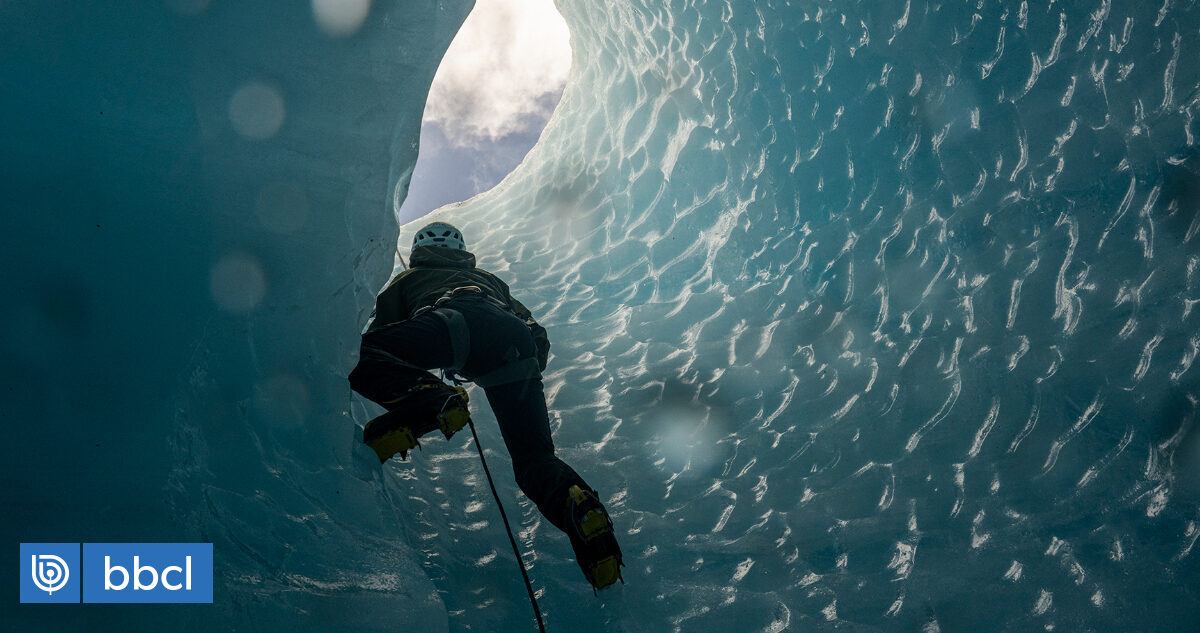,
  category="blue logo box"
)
[20,543,81,603]
[82,543,213,603]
